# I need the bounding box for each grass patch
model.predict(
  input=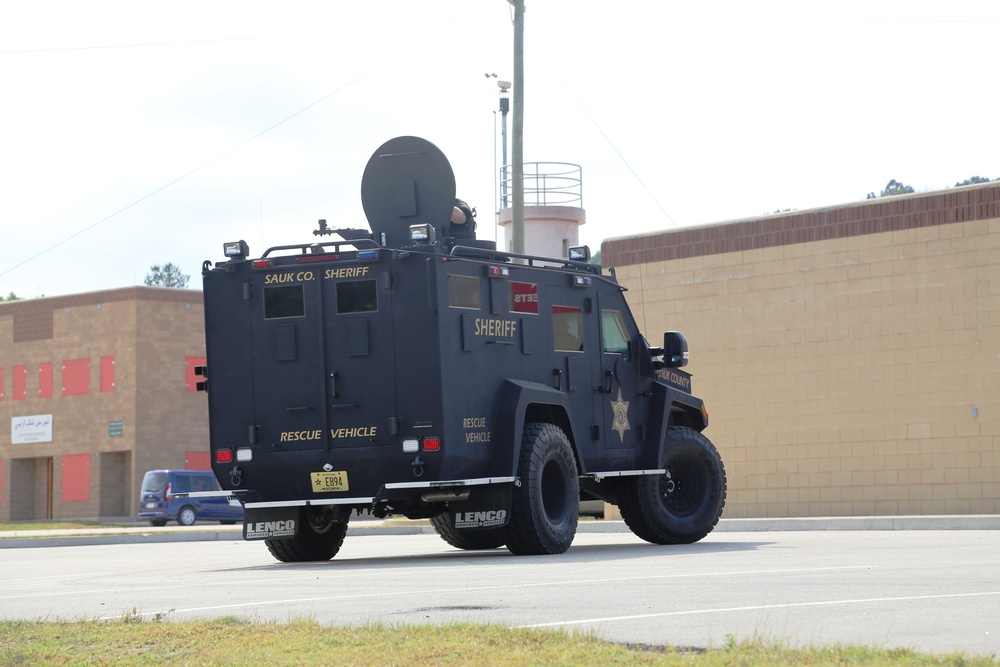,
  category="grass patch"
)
[0,619,994,666]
